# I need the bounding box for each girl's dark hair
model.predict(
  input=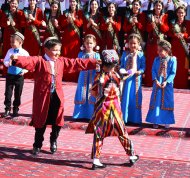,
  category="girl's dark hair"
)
[131,0,141,14]
[128,33,141,43]
[89,0,100,15]
[153,0,164,15]
[132,0,141,6]
[175,5,187,15]
[69,0,78,12]
[173,5,186,23]
[50,0,61,17]
[9,0,19,4]
[44,39,62,49]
